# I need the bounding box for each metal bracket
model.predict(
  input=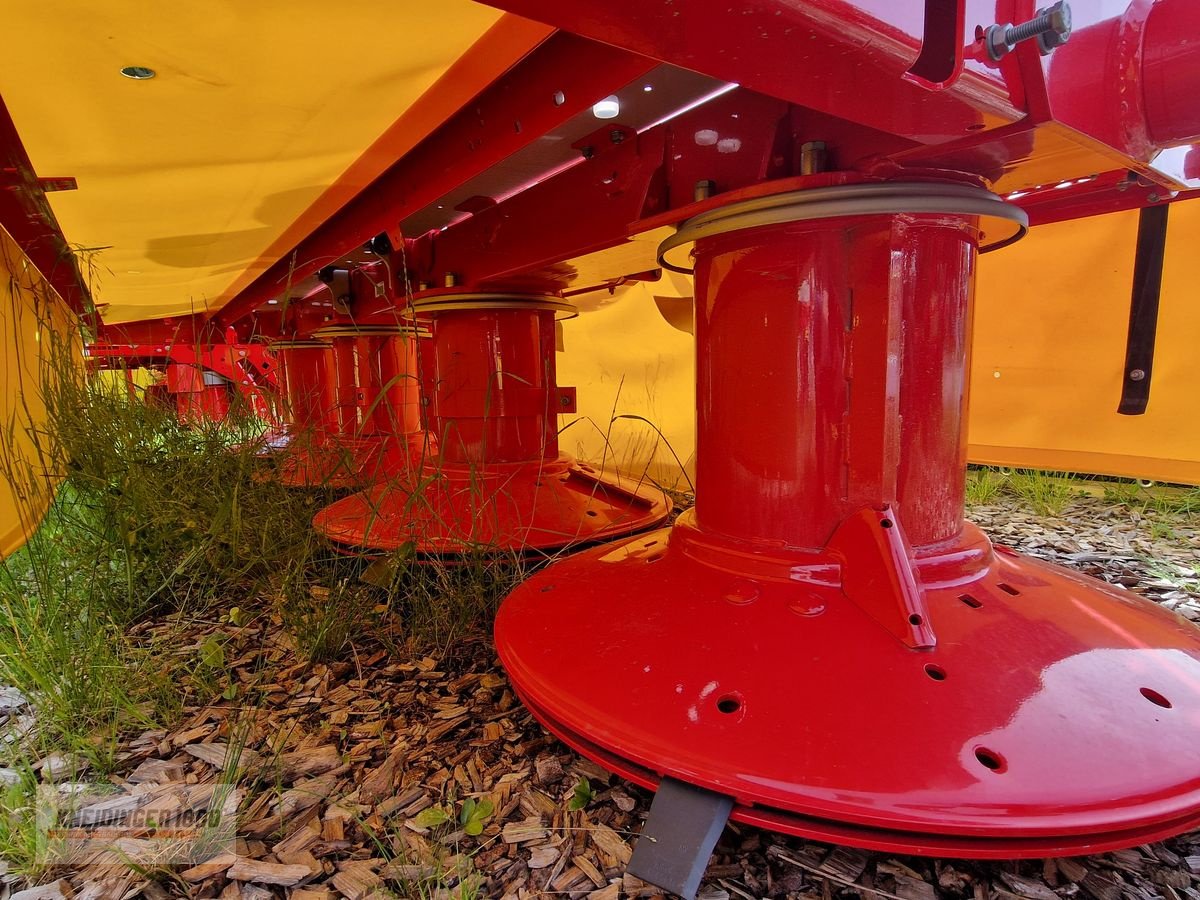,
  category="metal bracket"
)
[1118,204,1169,415]
[628,777,733,900]
[824,506,936,649]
